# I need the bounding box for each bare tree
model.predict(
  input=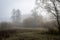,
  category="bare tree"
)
[50,0,60,33]
[36,0,60,32]
[11,9,21,23]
